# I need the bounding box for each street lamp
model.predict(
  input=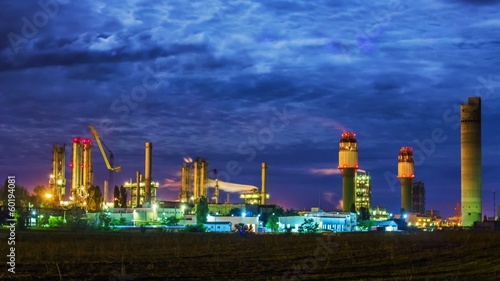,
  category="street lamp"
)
[45,193,53,199]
